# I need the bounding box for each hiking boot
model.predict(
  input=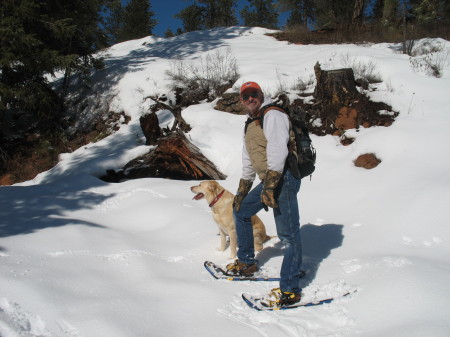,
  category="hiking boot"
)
[225,260,257,277]
[259,288,302,308]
